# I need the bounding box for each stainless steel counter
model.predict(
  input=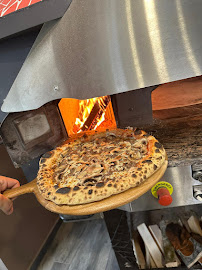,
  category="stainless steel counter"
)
[119,166,202,212]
